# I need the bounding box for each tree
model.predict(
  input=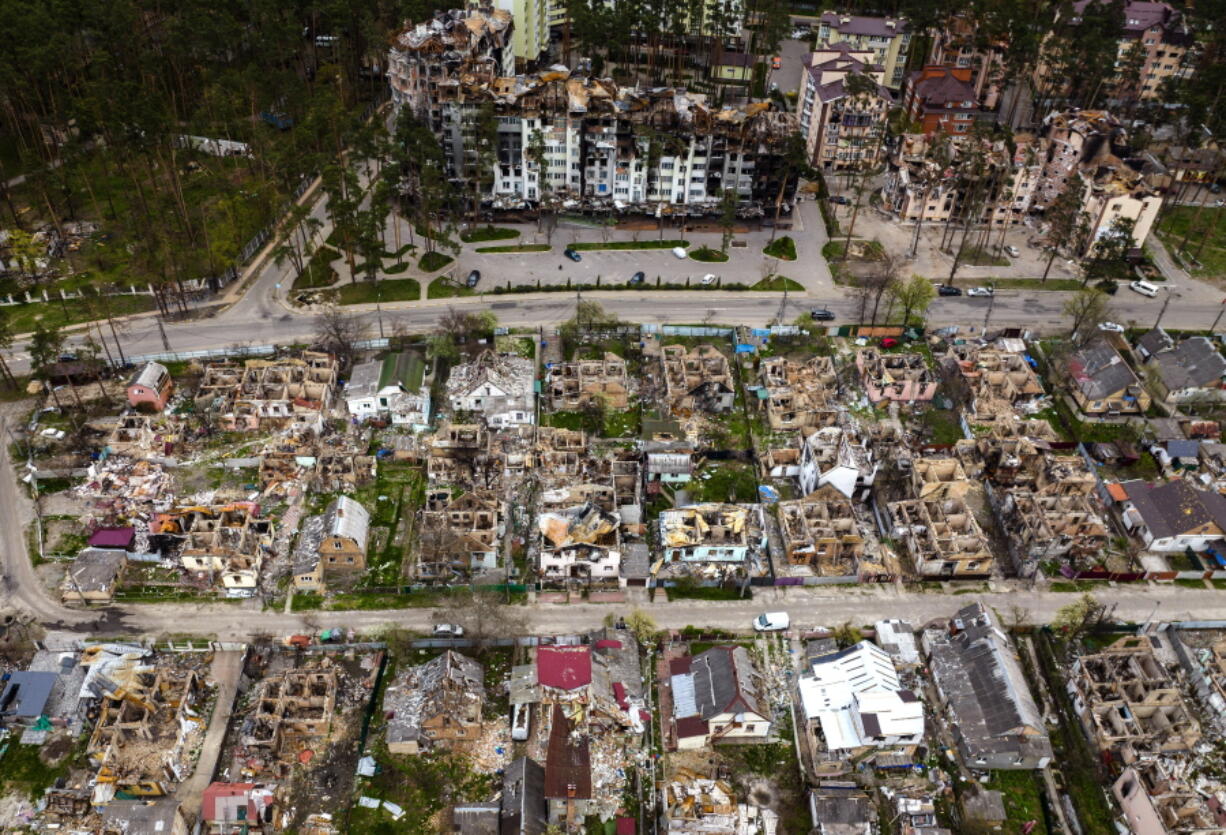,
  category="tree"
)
[718,189,737,254]
[1043,178,1086,281]
[560,300,620,346]
[831,621,863,647]
[1063,287,1112,341]
[1052,593,1110,650]
[0,311,18,390]
[1089,215,1135,277]
[314,302,368,364]
[434,588,527,650]
[6,230,47,285]
[770,132,815,240]
[894,274,937,327]
[28,321,67,410]
[624,609,658,645]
